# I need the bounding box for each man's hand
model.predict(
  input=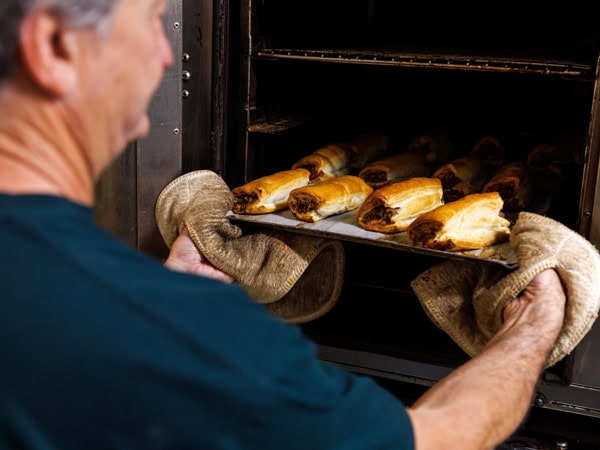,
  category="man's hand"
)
[164,227,235,284]
[408,269,566,450]
[490,269,566,351]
